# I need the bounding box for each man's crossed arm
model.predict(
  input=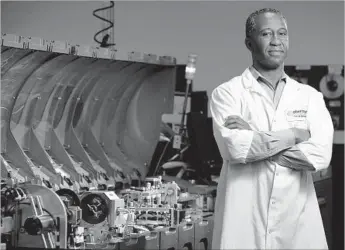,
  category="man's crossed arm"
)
[224,115,314,171]
[210,87,334,172]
